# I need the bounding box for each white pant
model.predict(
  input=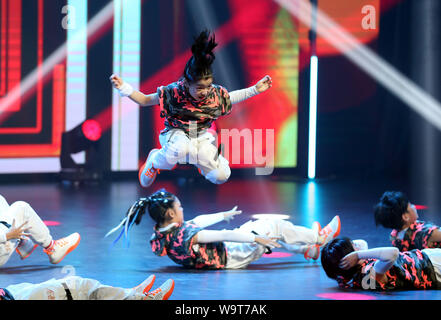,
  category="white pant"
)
[152,129,231,184]
[225,219,319,269]
[6,276,143,300]
[422,248,441,283]
[0,195,52,267]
